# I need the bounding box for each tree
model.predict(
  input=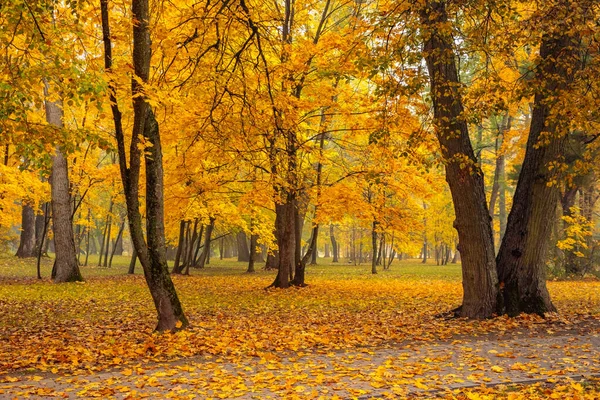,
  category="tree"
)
[45,83,83,283]
[100,0,187,331]
[15,204,36,258]
[419,0,498,318]
[496,0,587,315]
